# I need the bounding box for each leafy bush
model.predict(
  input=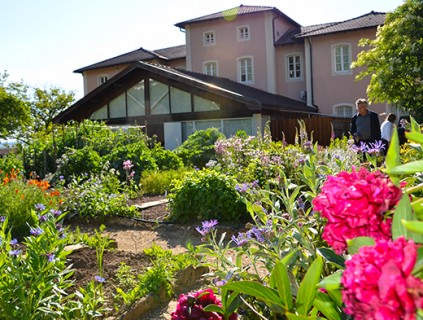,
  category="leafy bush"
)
[151,144,184,171]
[61,163,137,219]
[140,168,191,195]
[54,146,103,183]
[168,168,247,223]
[174,128,224,168]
